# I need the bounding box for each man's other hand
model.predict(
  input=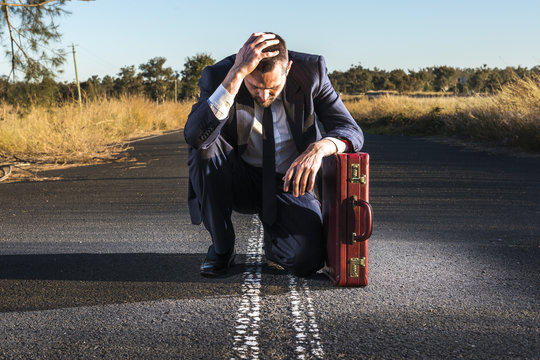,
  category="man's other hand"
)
[283,139,338,197]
